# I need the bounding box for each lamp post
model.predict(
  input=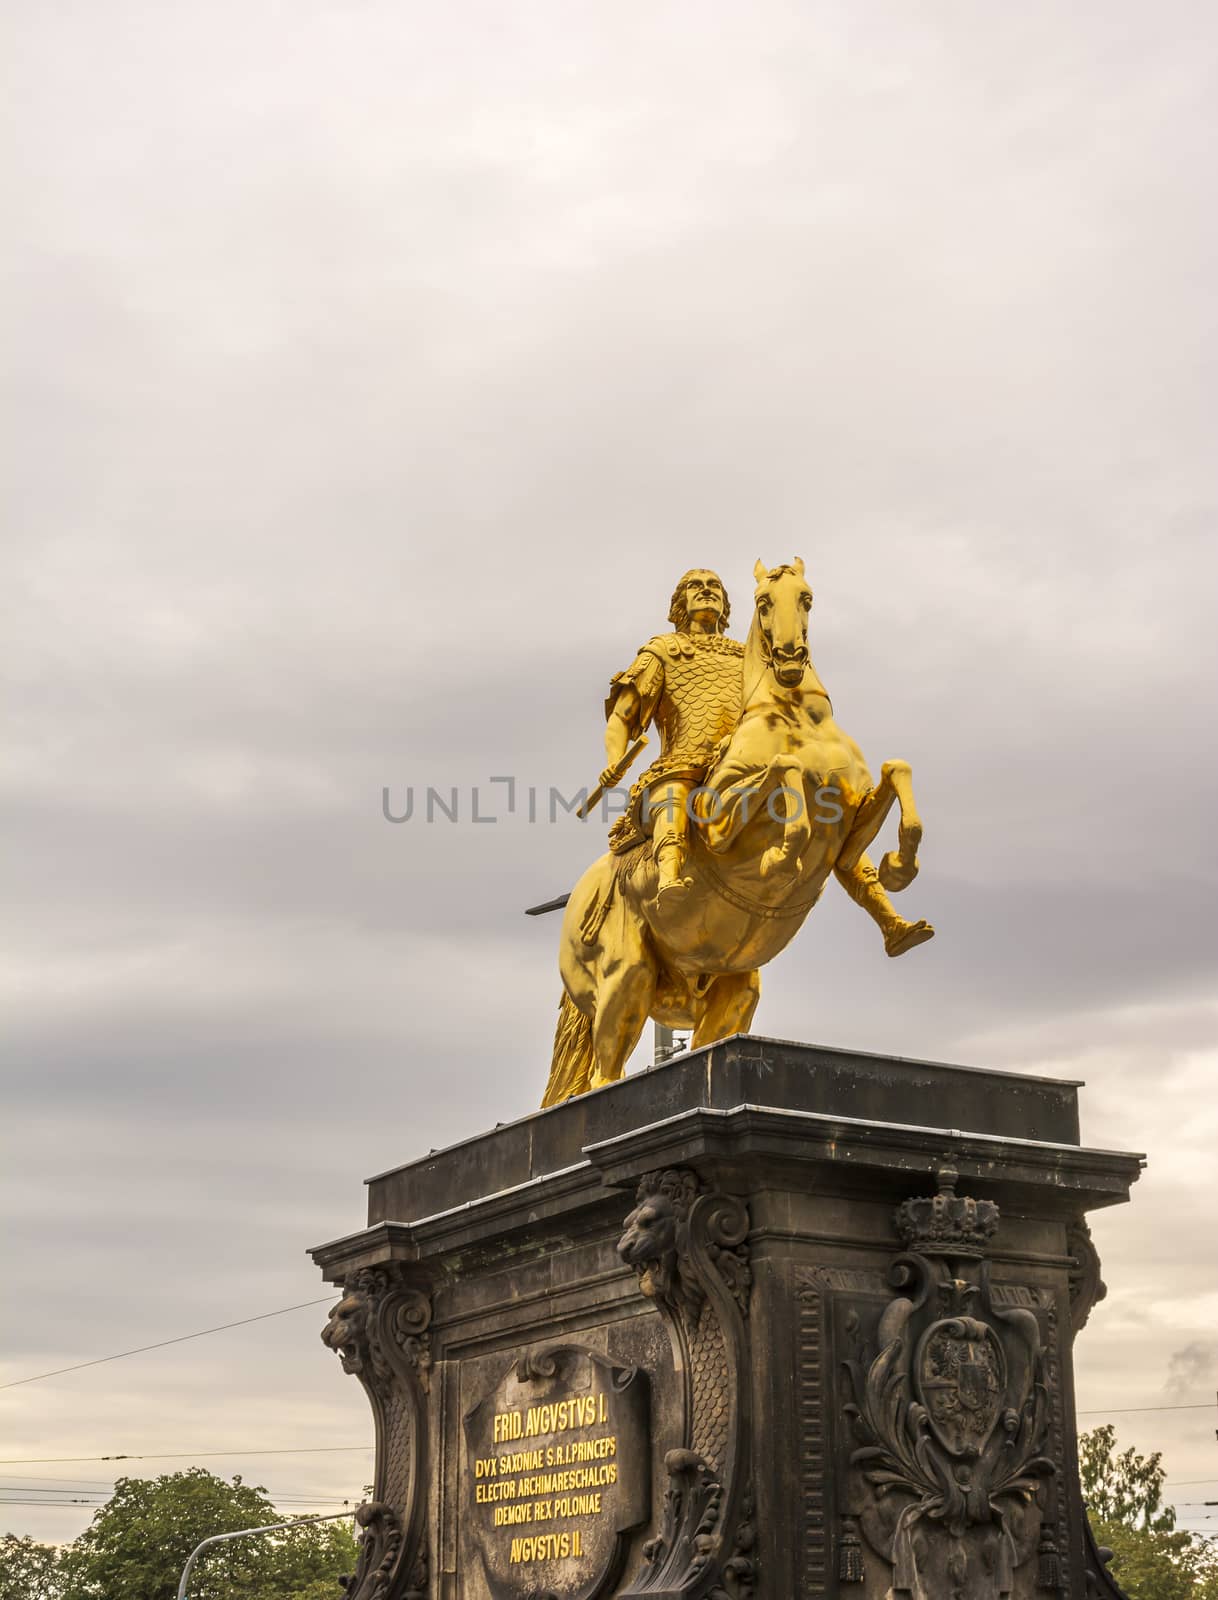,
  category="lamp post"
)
[177,1510,354,1599]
